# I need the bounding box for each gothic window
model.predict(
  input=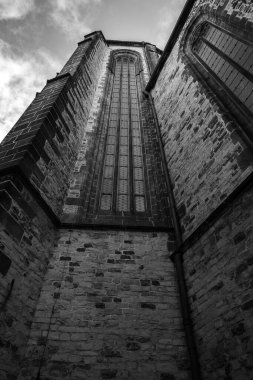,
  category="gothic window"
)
[191,22,253,112]
[100,52,146,213]
[186,20,253,139]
